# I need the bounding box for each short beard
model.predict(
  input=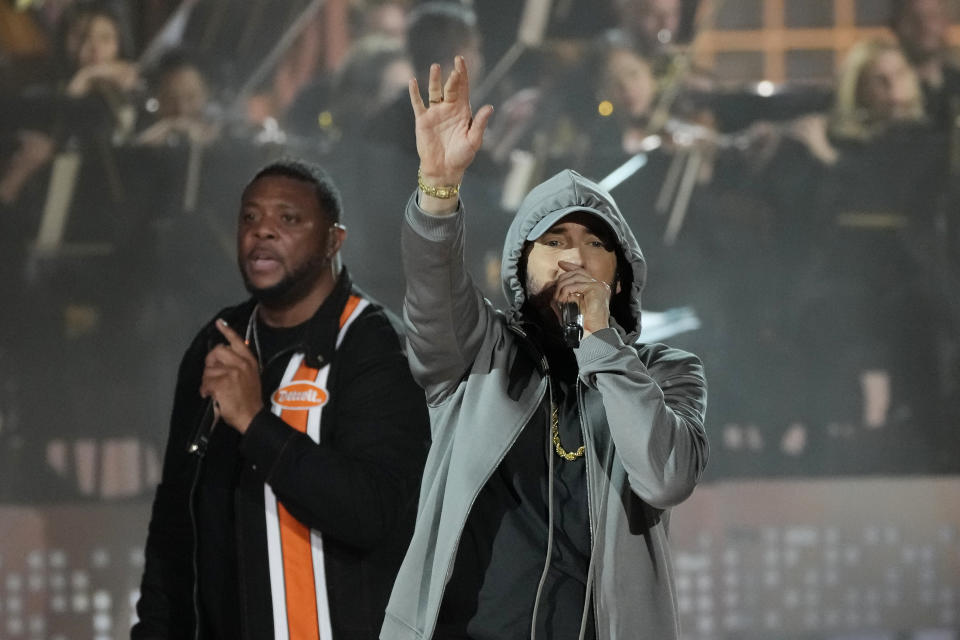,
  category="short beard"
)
[241,252,329,308]
[523,271,624,338]
[523,275,564,338]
